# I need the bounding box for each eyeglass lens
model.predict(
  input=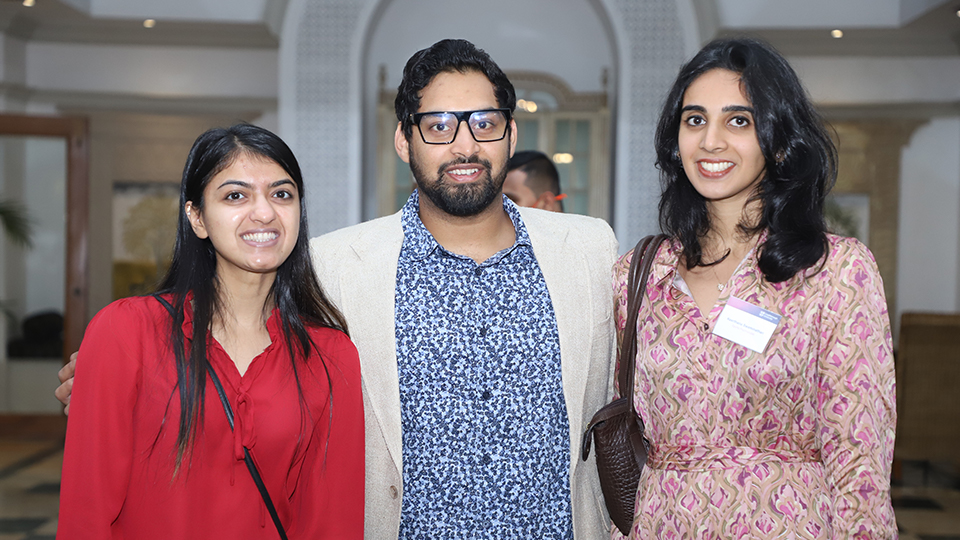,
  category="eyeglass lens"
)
[417,110,508,144]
